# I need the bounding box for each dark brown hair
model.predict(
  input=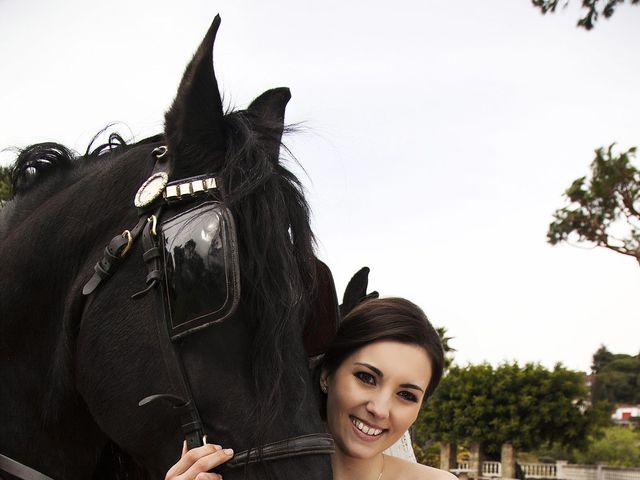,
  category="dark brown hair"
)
[321,297,444,403]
